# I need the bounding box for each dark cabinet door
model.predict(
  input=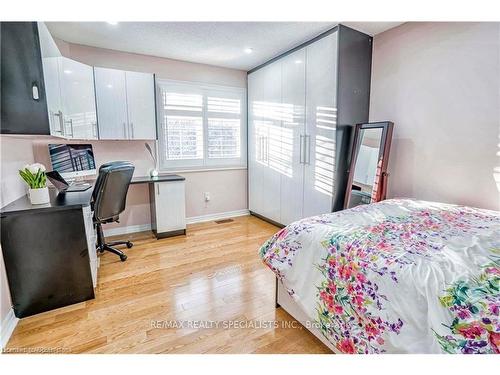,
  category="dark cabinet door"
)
[0,208,95,318]
[1,22,50,135]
